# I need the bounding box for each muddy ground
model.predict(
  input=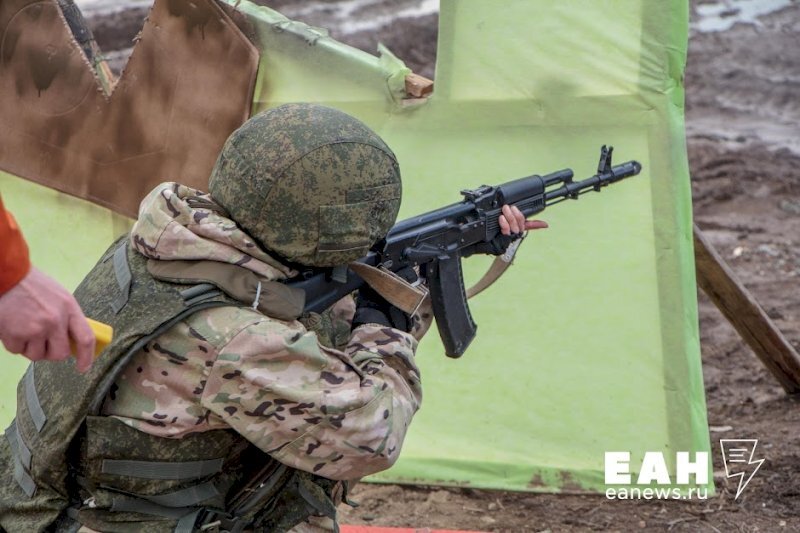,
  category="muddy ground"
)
[82,1,800,531]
